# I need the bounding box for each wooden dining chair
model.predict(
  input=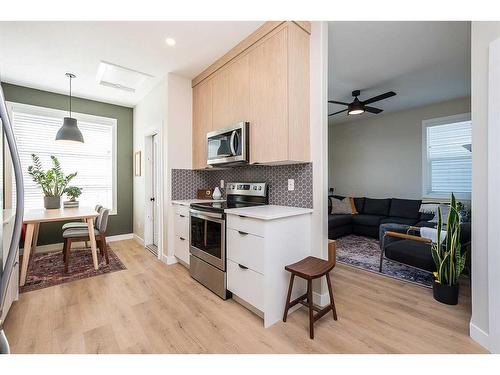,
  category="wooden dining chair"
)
[282,240,338,339]
[62,208,110,272]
